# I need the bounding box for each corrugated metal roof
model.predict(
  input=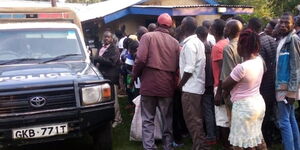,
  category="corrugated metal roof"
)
[78,0,148,21]
[101,4,254,23]
[133,4,253,8]
[203,0,218,5]
[0,0,149,22]
[174,4,253,8]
